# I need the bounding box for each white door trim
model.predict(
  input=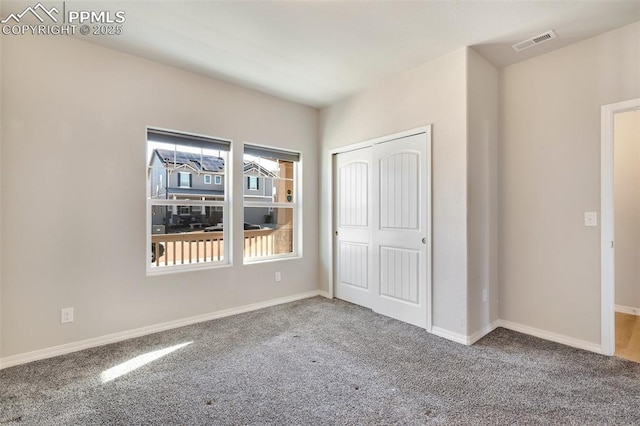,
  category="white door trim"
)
[329,125,432,331]
[601,98,640,356]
